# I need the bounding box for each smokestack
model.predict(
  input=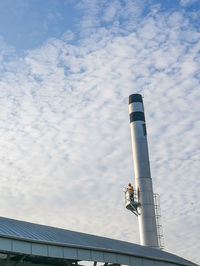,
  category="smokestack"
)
[129,94,159,248]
